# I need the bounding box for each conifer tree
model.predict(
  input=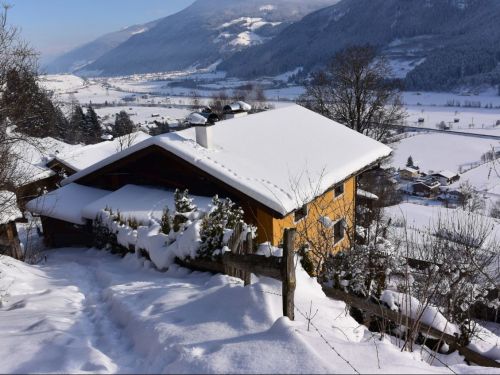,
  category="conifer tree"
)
[84,106,102,144]
[67,104,86,144]
[173,189,196,232]
[113,110,136,137]
[198,196,244,257]
[161,207,172,235]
